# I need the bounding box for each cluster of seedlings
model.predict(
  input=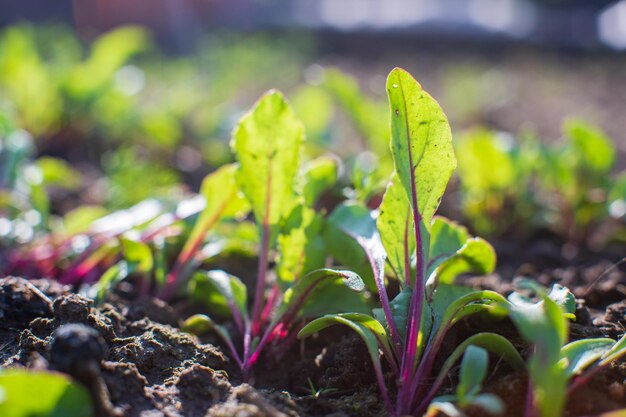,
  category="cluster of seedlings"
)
[0,68,625,417]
